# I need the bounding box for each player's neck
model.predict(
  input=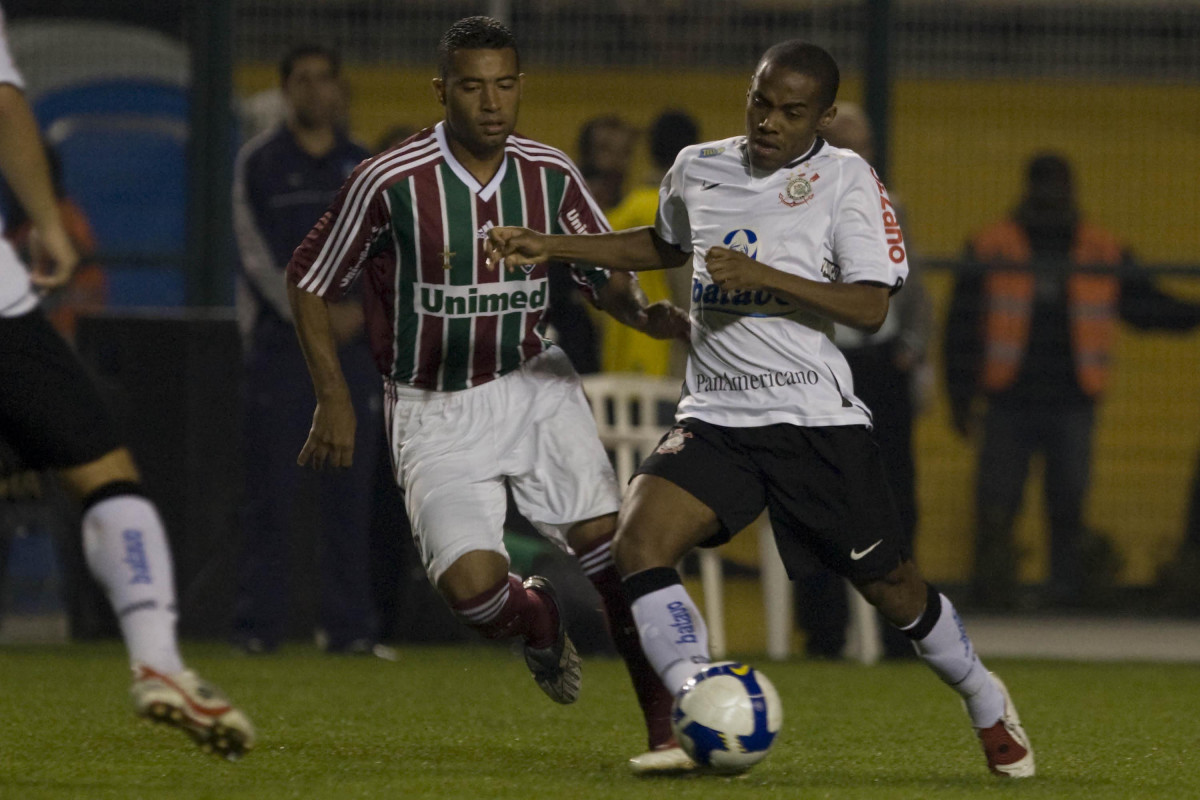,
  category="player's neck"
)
[446,135,506,186]
[288,119,337,158]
